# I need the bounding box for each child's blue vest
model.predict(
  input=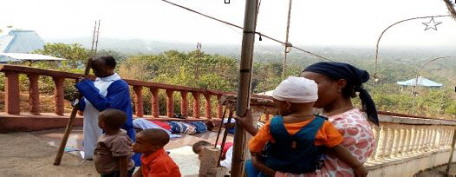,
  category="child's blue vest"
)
[263,115,326,174]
